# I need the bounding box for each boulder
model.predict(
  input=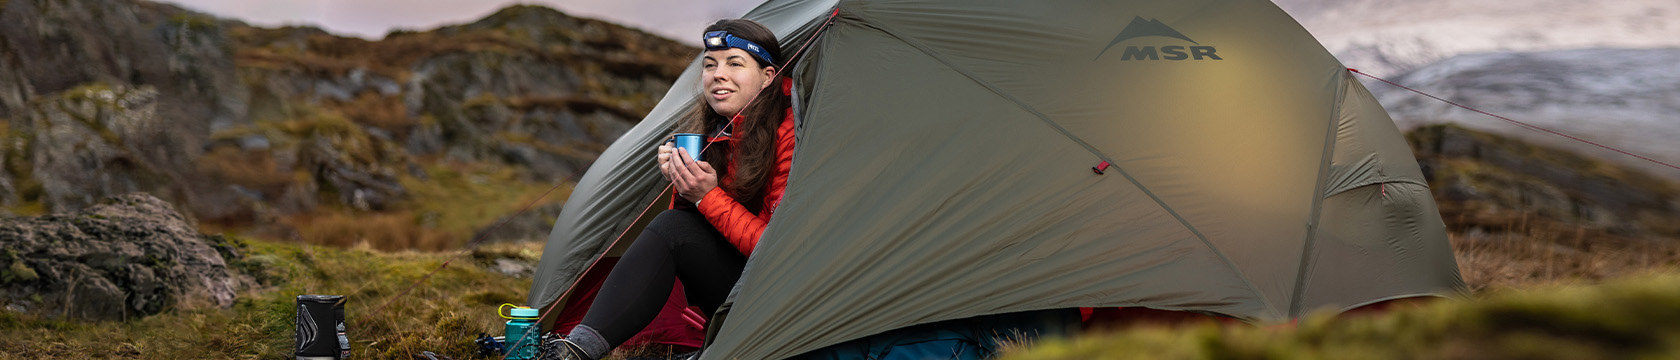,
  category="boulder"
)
[0,193,241,321]
[471,201,565,243]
